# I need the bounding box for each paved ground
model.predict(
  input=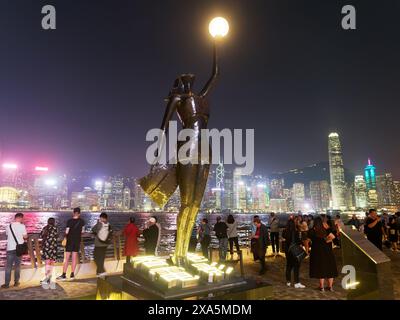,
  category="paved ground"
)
[0,278,97,300]
[2,245,400,300]
[227,246,347,300]
[0,246,348,300]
